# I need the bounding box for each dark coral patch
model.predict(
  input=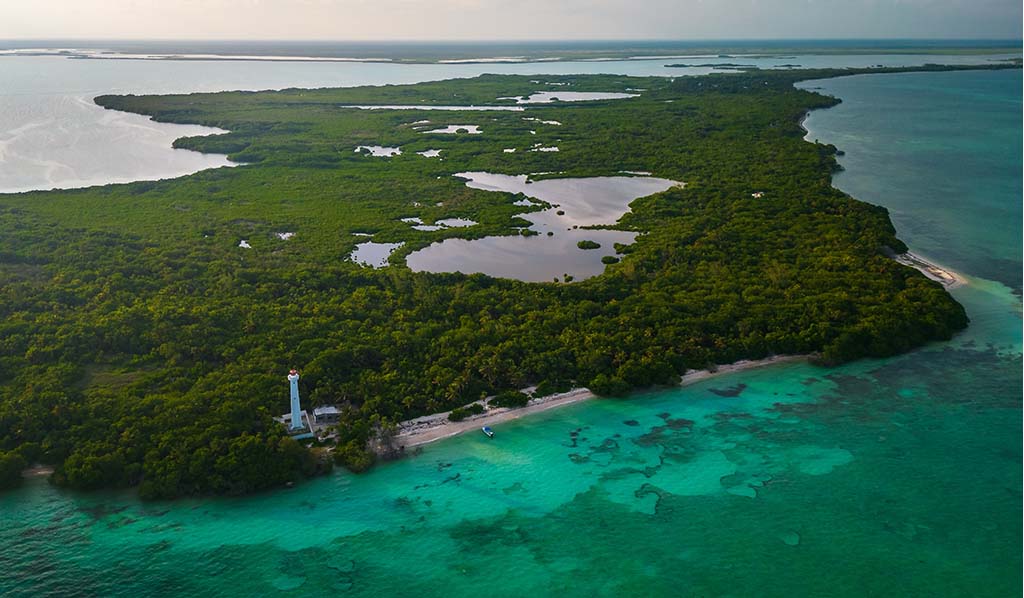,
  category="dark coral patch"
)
[708,383,748,397]
[634,426,669,447]
[665,418,694,430]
